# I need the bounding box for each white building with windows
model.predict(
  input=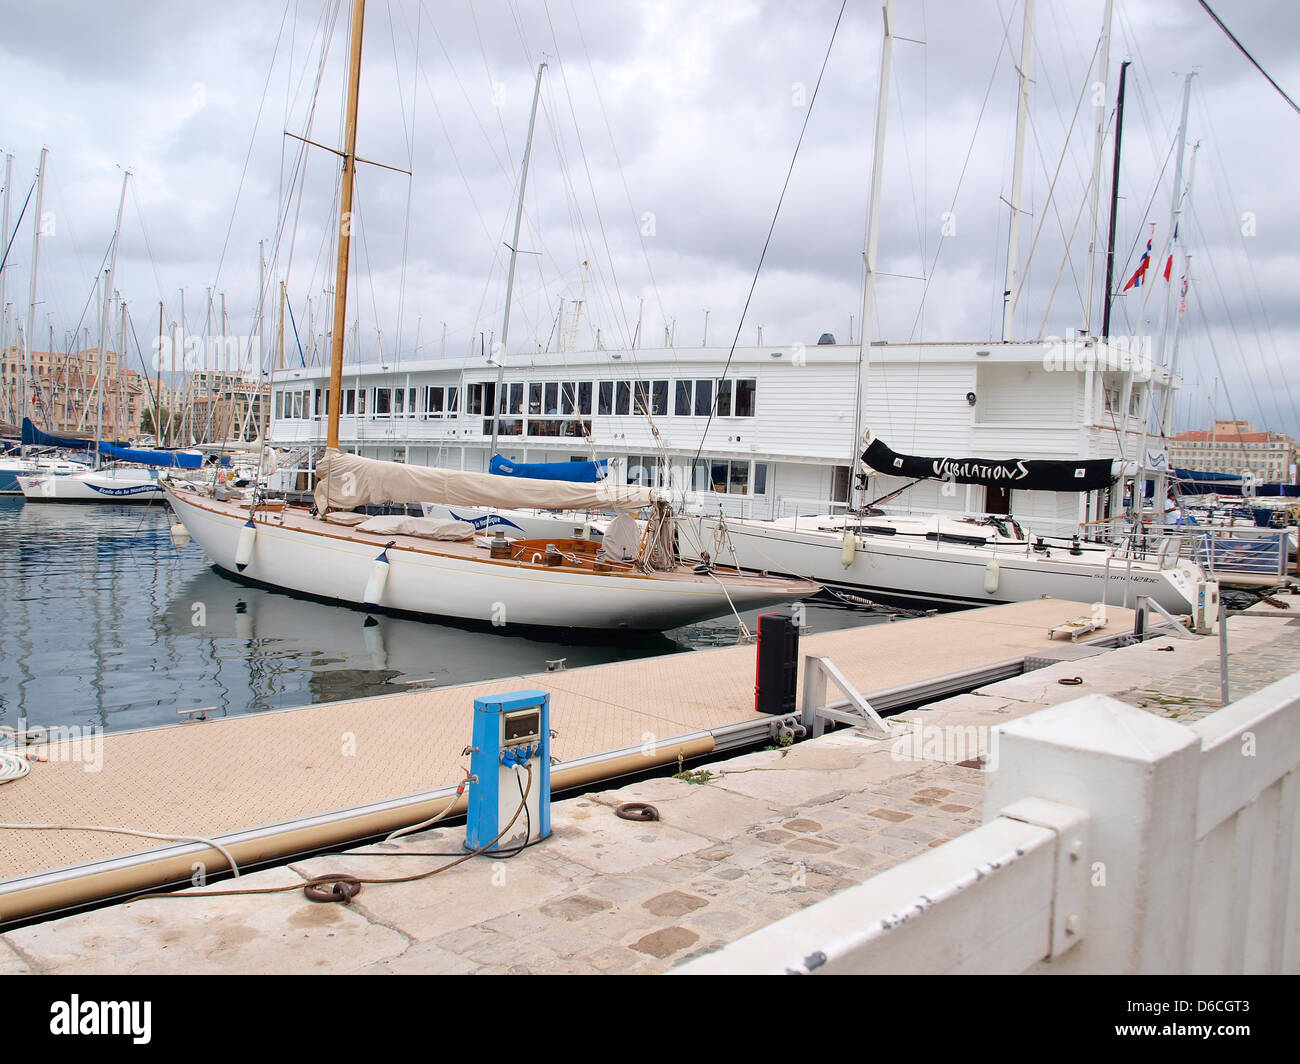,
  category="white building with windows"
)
[268,337,1167,537]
